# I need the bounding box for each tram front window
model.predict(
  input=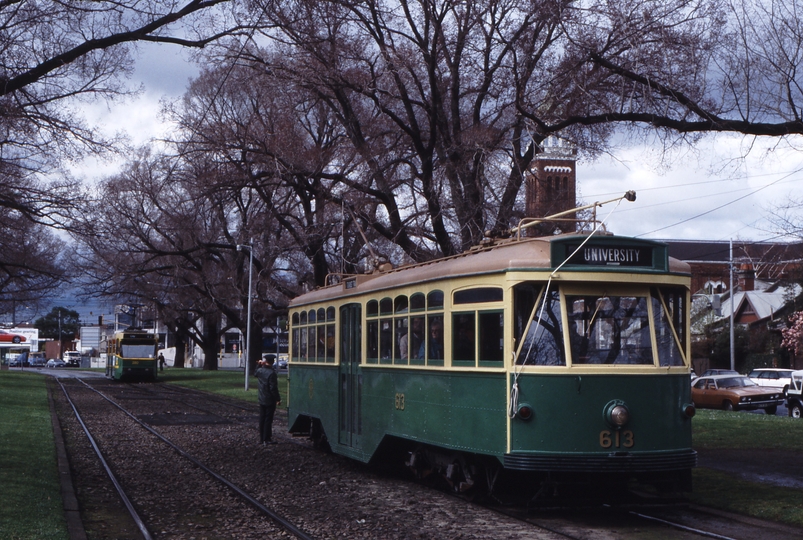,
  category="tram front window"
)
[121,344,155,359]
[567,295,653,365]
